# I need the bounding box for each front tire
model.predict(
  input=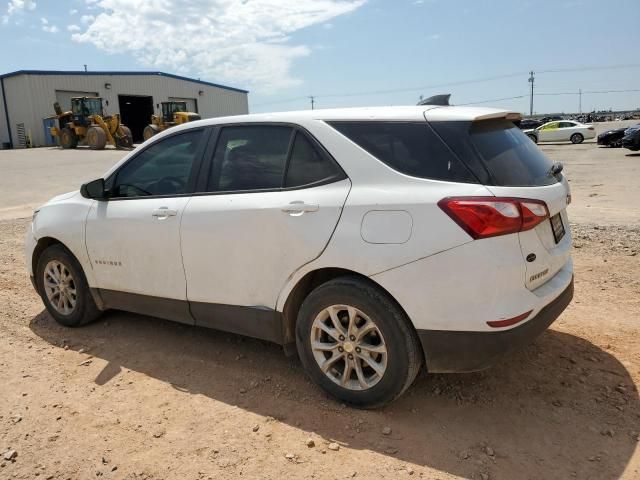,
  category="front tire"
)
[143,125,157,141]
[36,245,101,327]
[570,133,584,144]
[116,126,133,148]
[87,126,107,150]
[296,276,422,408]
